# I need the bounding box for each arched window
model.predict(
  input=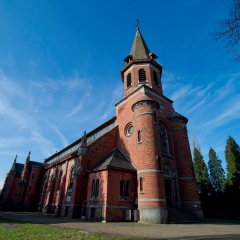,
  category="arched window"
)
[140,177,144,192]
[139,69,146,83]
[137,130,142,143]
[68,168,75,191]
[153,71,158,85]
[126,73,132,88]
[91,179,99,199]
[159,123,171,155]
